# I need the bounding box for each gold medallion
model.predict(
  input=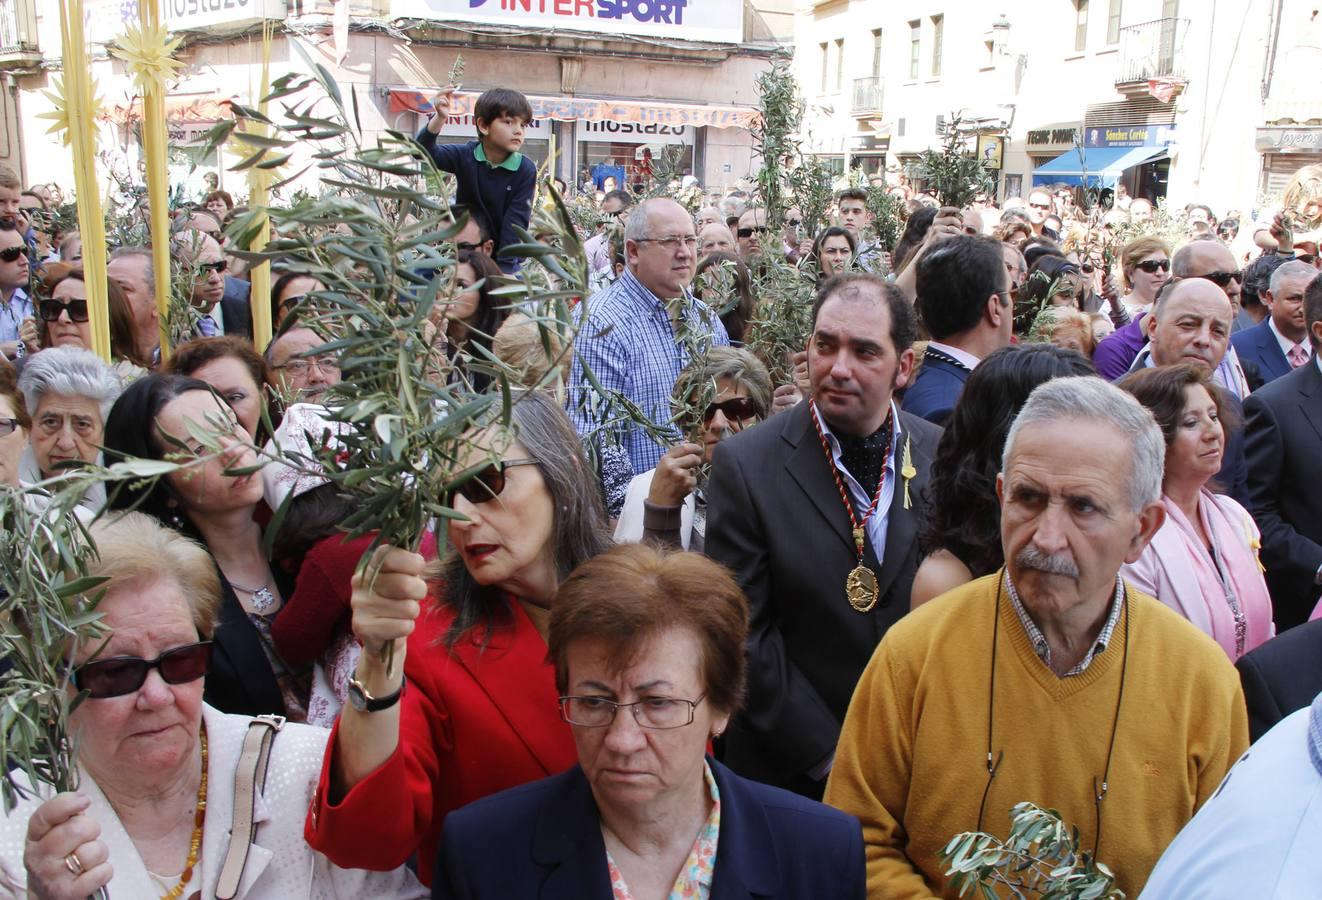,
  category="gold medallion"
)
[846,564,880,613]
